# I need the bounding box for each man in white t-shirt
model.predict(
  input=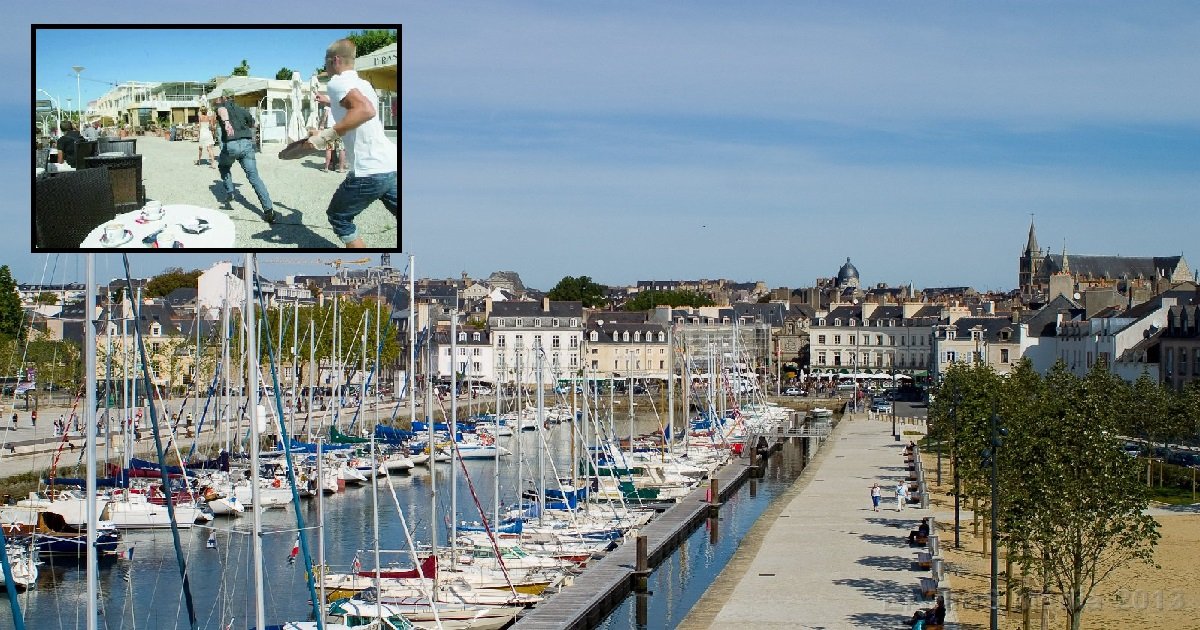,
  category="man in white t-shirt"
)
[307,38,398,248]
